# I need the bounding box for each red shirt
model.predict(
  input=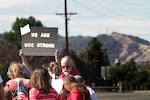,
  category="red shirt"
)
[59,67,79,79]
[29,88,65,100]
[67,89,83,100]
